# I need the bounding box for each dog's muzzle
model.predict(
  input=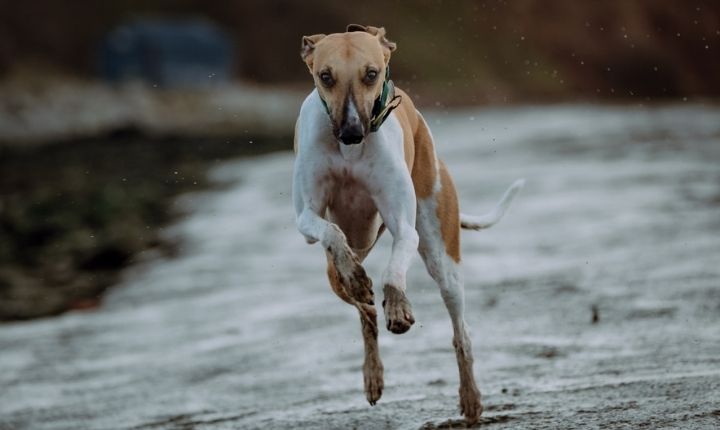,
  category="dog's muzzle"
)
[338,123,365,145]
